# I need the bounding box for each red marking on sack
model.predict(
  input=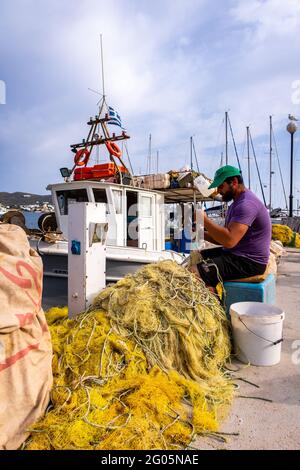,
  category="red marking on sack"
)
[15,313,34,327]
[0,266,32,288]
[41,321,49,333]
[16,261,42,309]
[0,343,39,372]
[0,260,42,310]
